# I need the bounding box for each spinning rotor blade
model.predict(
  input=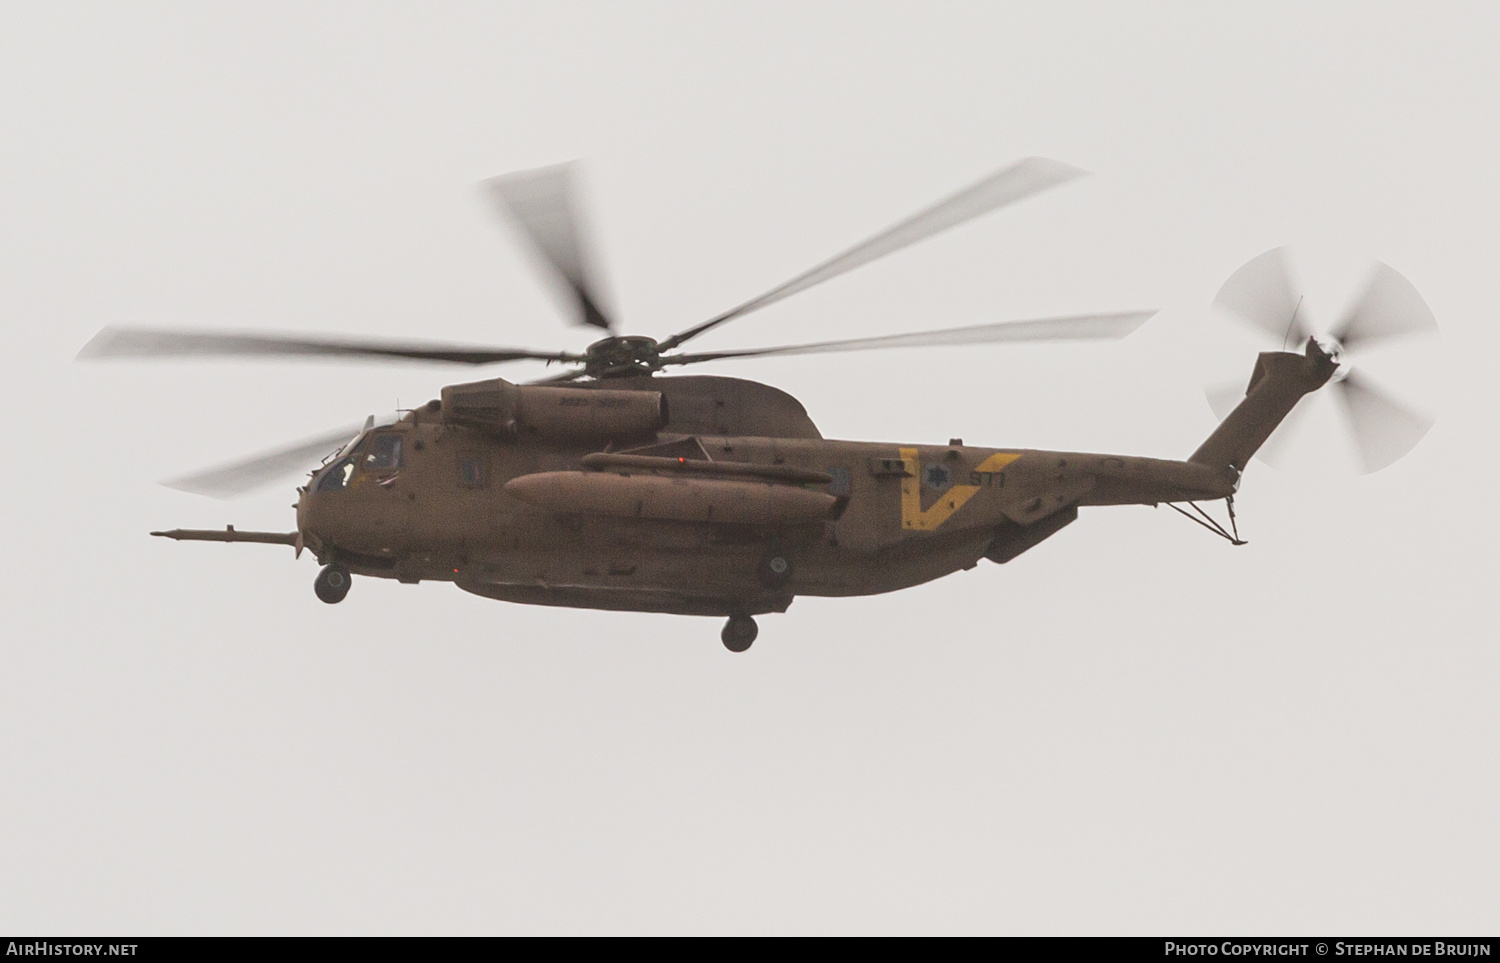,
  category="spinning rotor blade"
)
[1331,370,1434,474]
[78,326,578,366]
[525,368,590,384]
[1213,247,1312,346]
[1254,394,1319,469]
[1206,250,1439,475]
[1328,261,1438,353]
[485,163,614,331]
[658,157,1086,351]
[662,311,1153,365]
[162,423,374,499]
[1205,377,1248,423]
